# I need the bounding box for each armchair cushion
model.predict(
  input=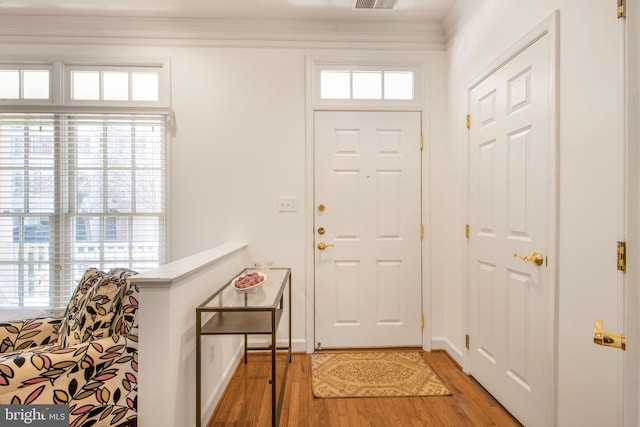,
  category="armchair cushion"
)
[58,268,131,348]
[0,317,61,354]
